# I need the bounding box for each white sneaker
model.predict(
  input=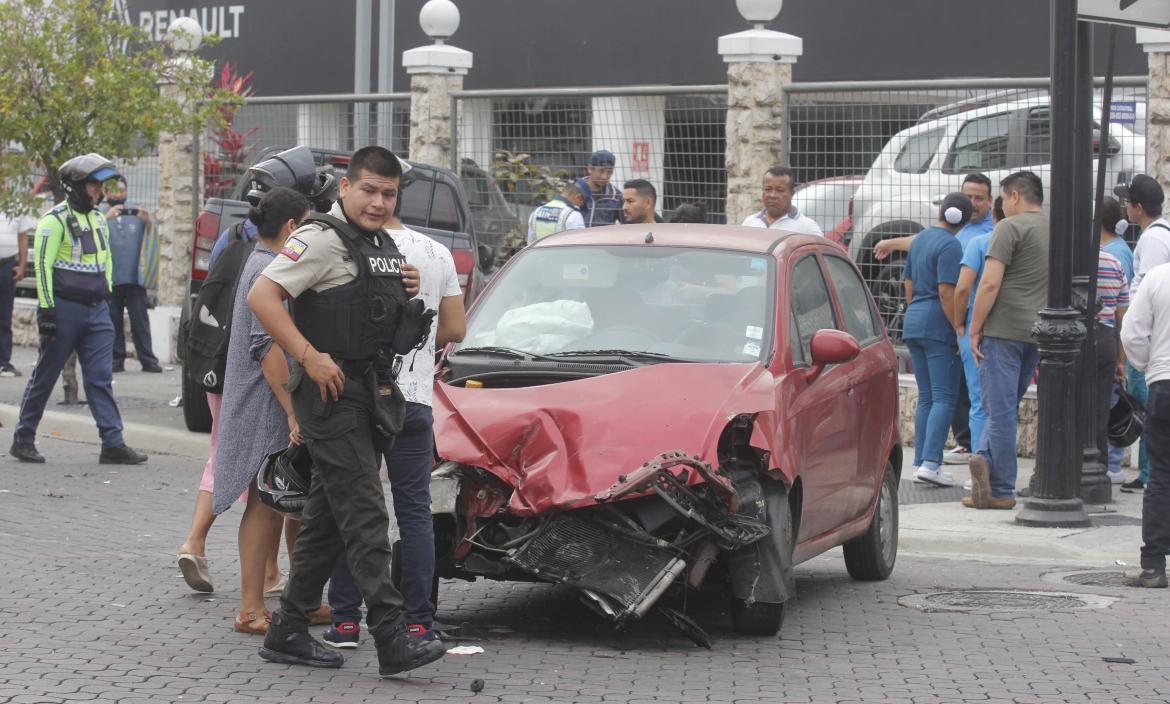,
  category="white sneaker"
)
[914,466,956,487]
[1107,470,1125,485]
[943,446,970,465]
[963,479,973,491]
